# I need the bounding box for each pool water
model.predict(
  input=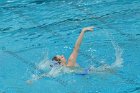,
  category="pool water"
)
[0,0,140,93]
